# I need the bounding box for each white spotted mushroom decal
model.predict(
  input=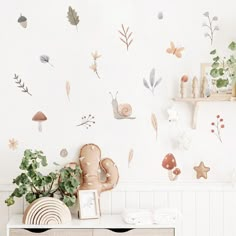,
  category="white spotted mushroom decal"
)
[32,111,47,132]
[162,153,181,181]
